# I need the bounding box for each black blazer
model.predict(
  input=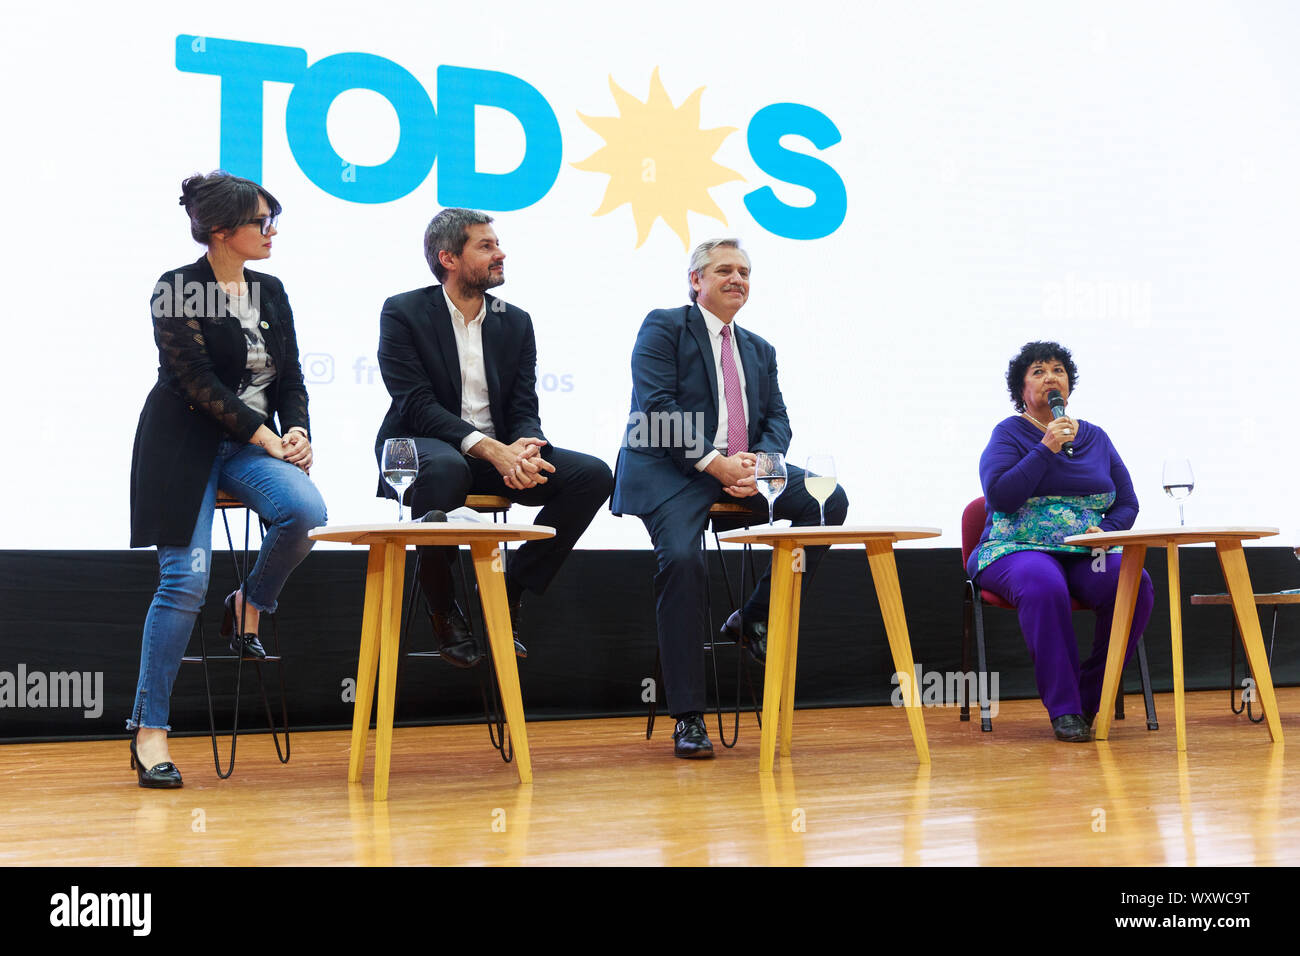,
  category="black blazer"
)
[129,255,310,548]
[610,304,790,516]
[373,286,546,477]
